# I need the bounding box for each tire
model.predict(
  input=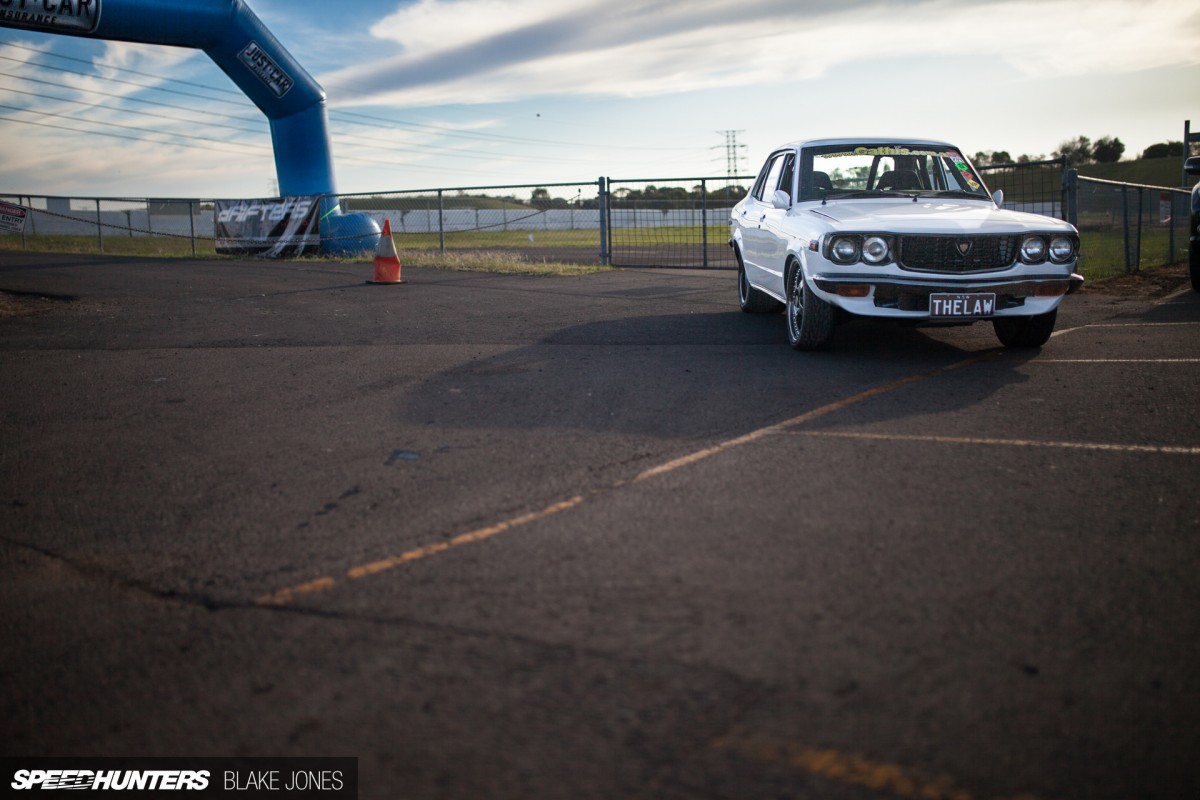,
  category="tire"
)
[1190,241,1200,293]
[737,252,783,313]
[993,308,1057,348]
[785,262,834,350]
